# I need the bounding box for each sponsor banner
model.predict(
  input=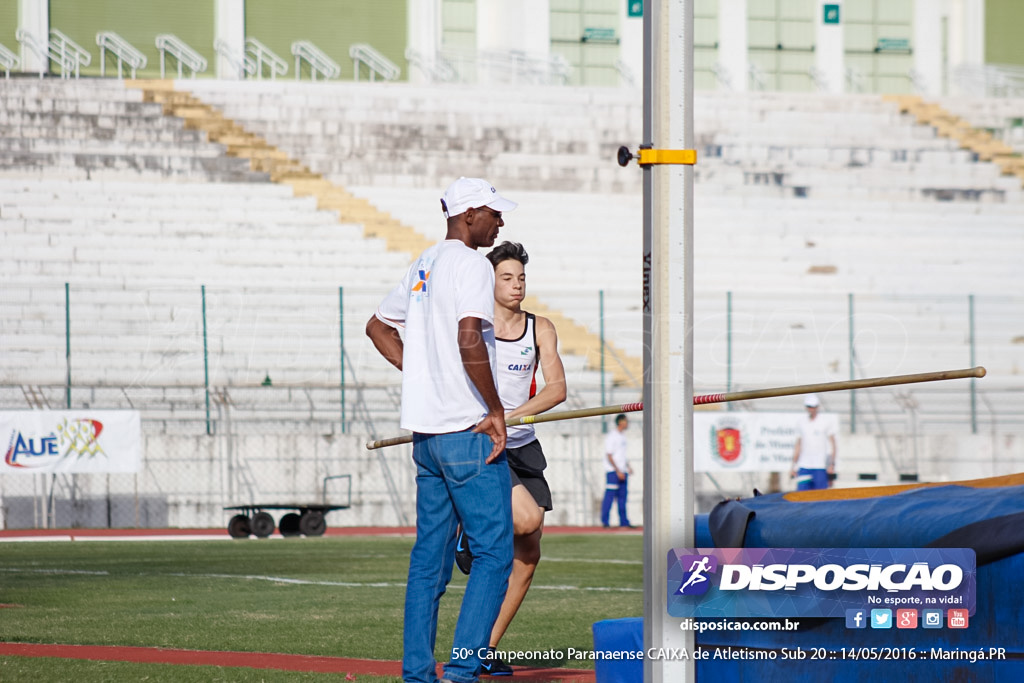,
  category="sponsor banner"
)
[695,412,838,472]
[1,411,141,474]
[667,547,976,618]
